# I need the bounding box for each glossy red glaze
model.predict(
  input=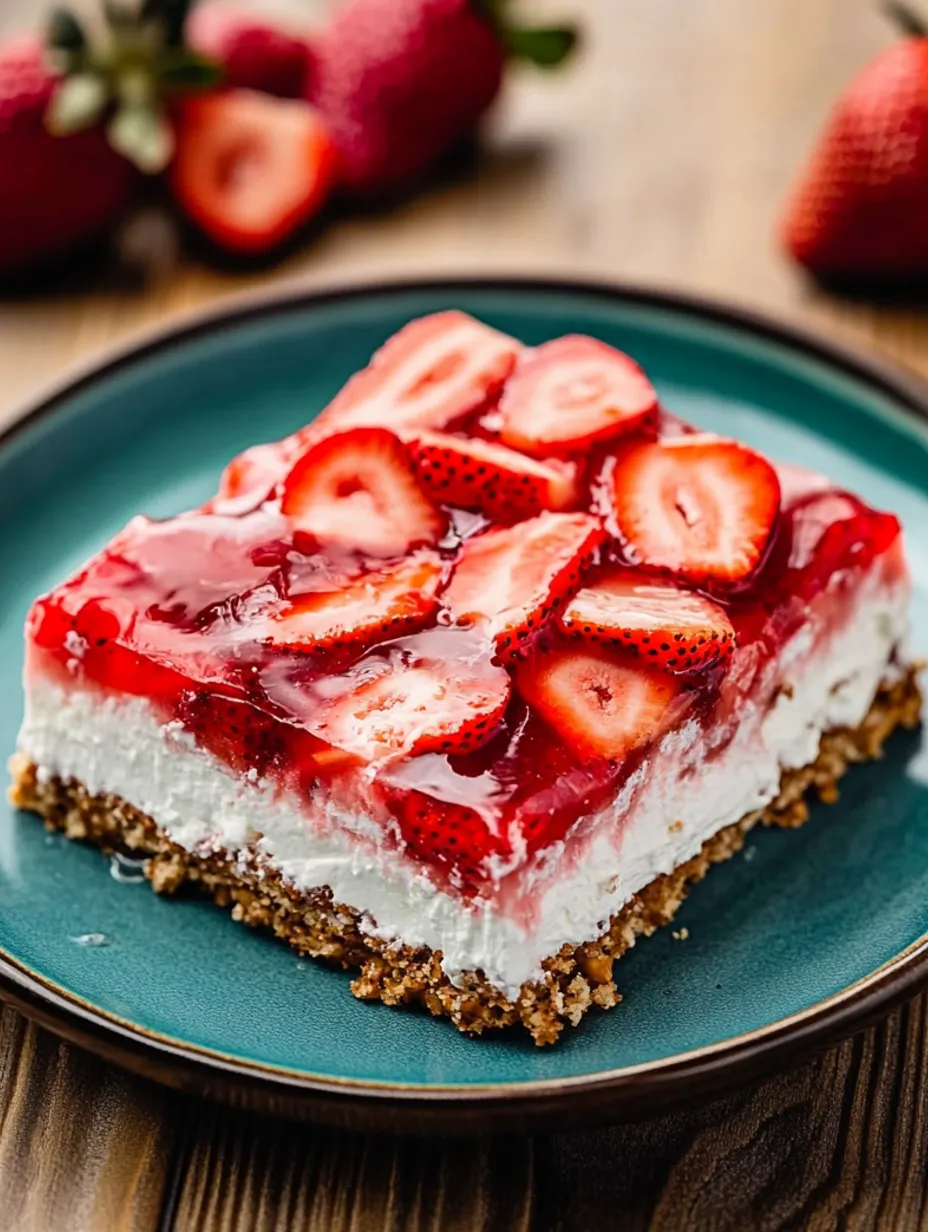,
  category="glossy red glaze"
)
[26,425,904,897]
